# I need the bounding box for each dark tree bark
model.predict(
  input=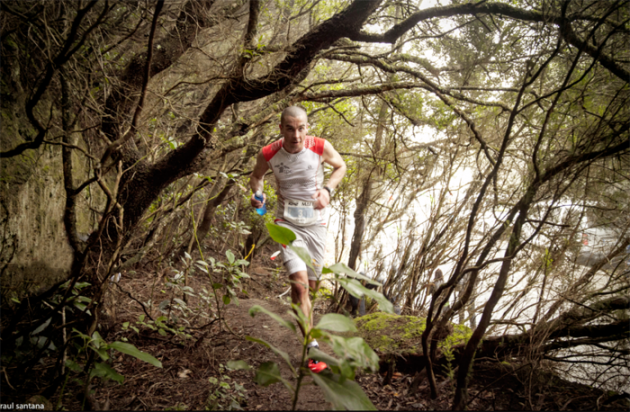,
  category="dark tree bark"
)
[347,99,389,271]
